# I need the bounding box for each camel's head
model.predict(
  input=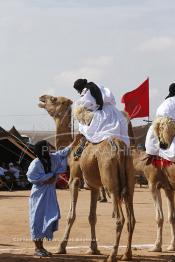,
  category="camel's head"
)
[38,95,73,118]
